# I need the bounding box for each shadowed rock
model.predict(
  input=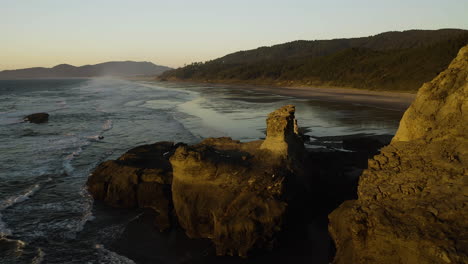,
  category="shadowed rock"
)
[87,141,180,231]
[329,45,468,263]
[24,113,49,124]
